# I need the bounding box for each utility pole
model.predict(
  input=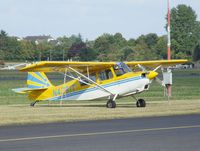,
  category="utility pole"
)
[167,0,172,97]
